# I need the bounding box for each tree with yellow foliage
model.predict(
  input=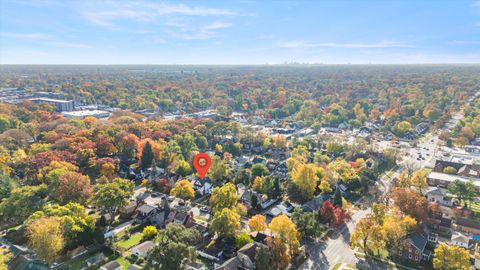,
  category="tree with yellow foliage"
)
[410,169,429,194]
[210,183,238,214]
[319,179,332,194]
[210,208,240,238]
[383,215,416,250]
[291,163,319,202]
[350,216,375,254]
[248,214,267,232]
[269,214,300,254]
[0,247,12,270]
[27,216,64,265]
[433,243,470,270]
[170,179,195,201]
